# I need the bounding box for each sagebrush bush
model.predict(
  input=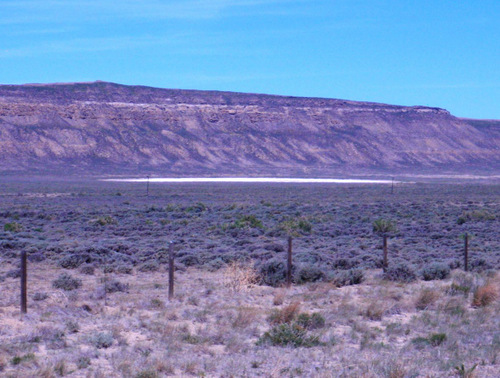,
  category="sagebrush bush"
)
[331,268,364,287]
[79,264,95,275]
[115,264,133,274]
[90,332,113,349]
[256,258,287,287]
[58,254,88,269]
[294,264,325,284]
[105,279,129,293]
[137,261,160,272]
[383,263,417,283]
[52,273,82,291]
[421,263,450,281]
